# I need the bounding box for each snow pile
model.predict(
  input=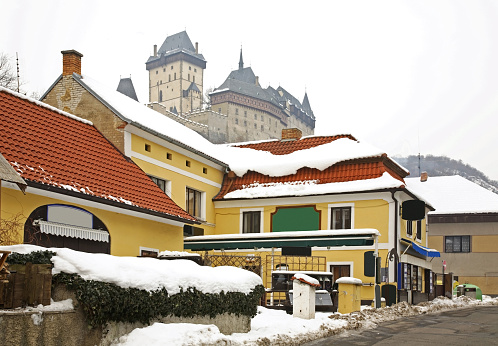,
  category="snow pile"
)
[0,245,262,295]
[113,296,498,346]
[335,277,362,285]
